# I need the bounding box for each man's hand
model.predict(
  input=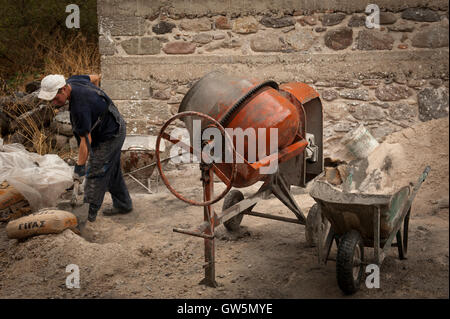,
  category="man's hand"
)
[73,164,86,182]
